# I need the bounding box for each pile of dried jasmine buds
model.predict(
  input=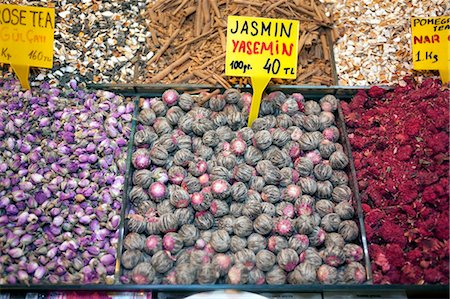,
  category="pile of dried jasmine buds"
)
[120,89,365,285]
